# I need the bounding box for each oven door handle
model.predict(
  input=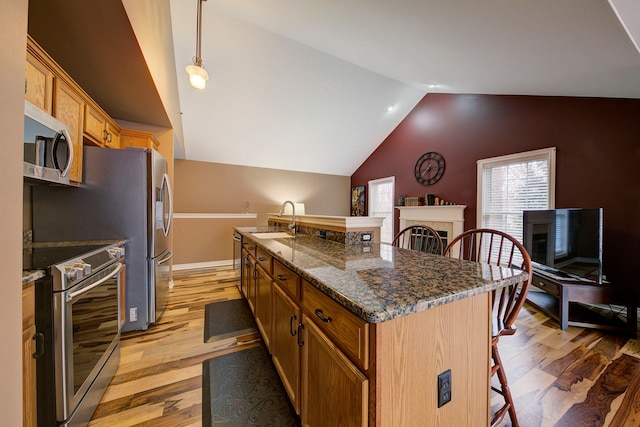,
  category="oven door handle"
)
[66,263,123,302]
